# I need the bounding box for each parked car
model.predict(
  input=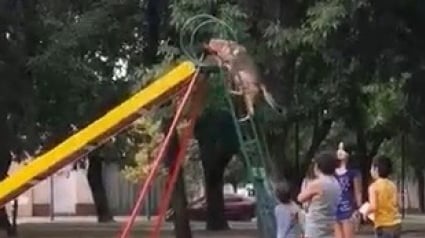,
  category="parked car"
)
[187,193,256,221]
